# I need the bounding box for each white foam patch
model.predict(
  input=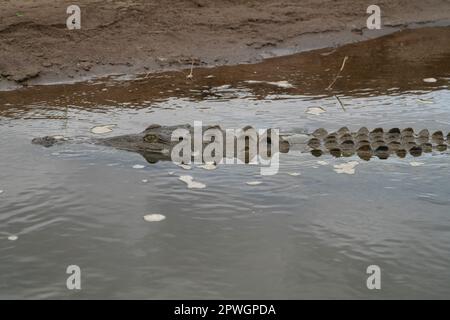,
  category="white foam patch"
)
[90,124,116,134]
[266,81,295,88]
[143,214,166,222]
[423,78,437,83]
[177,164,192,170]
[245,80,294,88]
[179,175,206,189]
[288,172,301,176]
[317,161,328,165]
[410,161,425,167]
[132,164,146,169]
[198,162,217,170]
[333,161,359,174]
[7,235,18,241]
[306,107,326,115]
[246,181,263,186]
